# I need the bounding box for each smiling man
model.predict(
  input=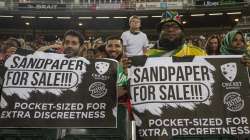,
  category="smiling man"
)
[105,36,123,60]
[148,11,207,57]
